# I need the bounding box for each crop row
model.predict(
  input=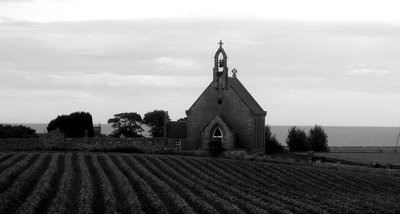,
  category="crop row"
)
[0,152,399,214]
